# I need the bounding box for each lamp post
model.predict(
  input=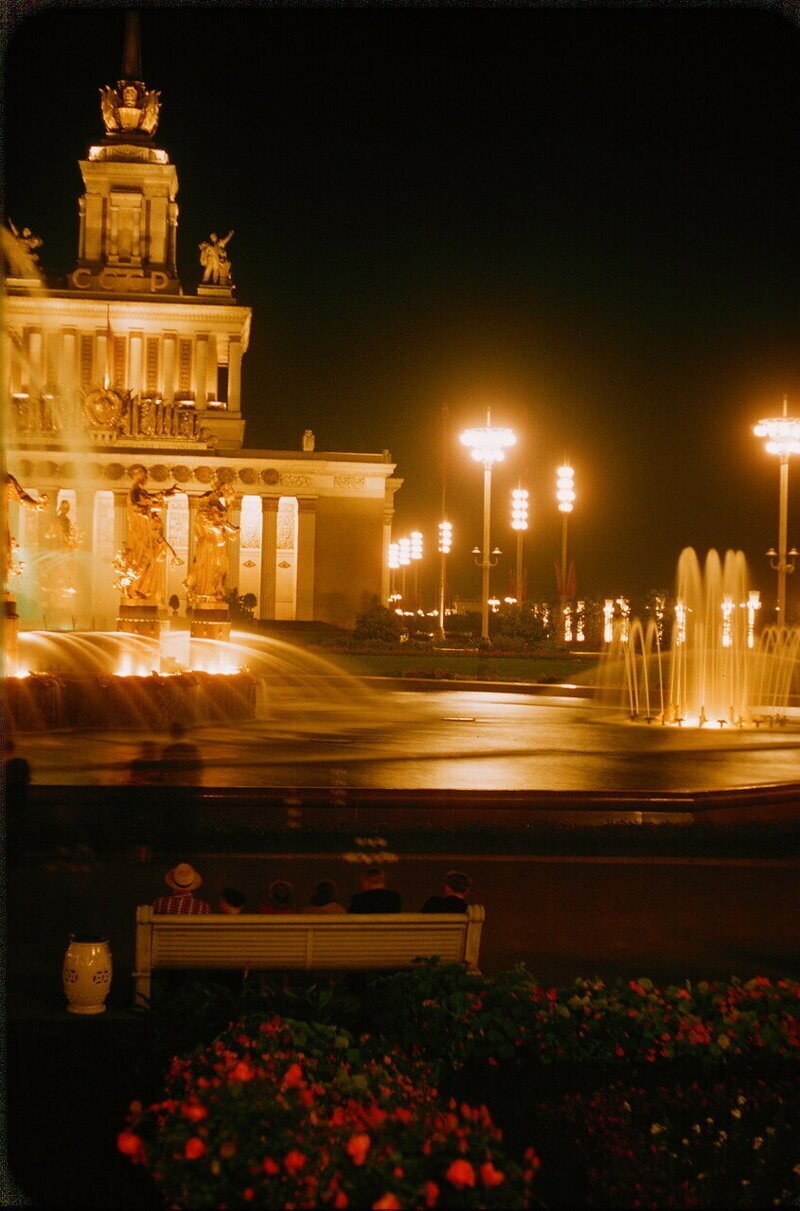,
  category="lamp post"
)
[754,397,800,625]
[387,541,400,603]
[555,463,575,606]
[511,486,529,605]
[437,520,452,638]
[410,530,423,609]
[460,414,516,640]
[397,536,411,603]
